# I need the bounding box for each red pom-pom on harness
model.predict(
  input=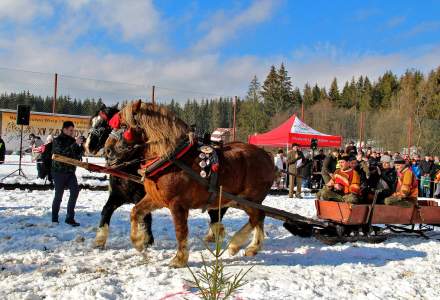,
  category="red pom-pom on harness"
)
[123,128,134,142]
[211,163,219,173]
[108,113,120,129]
[99,111,108,121]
